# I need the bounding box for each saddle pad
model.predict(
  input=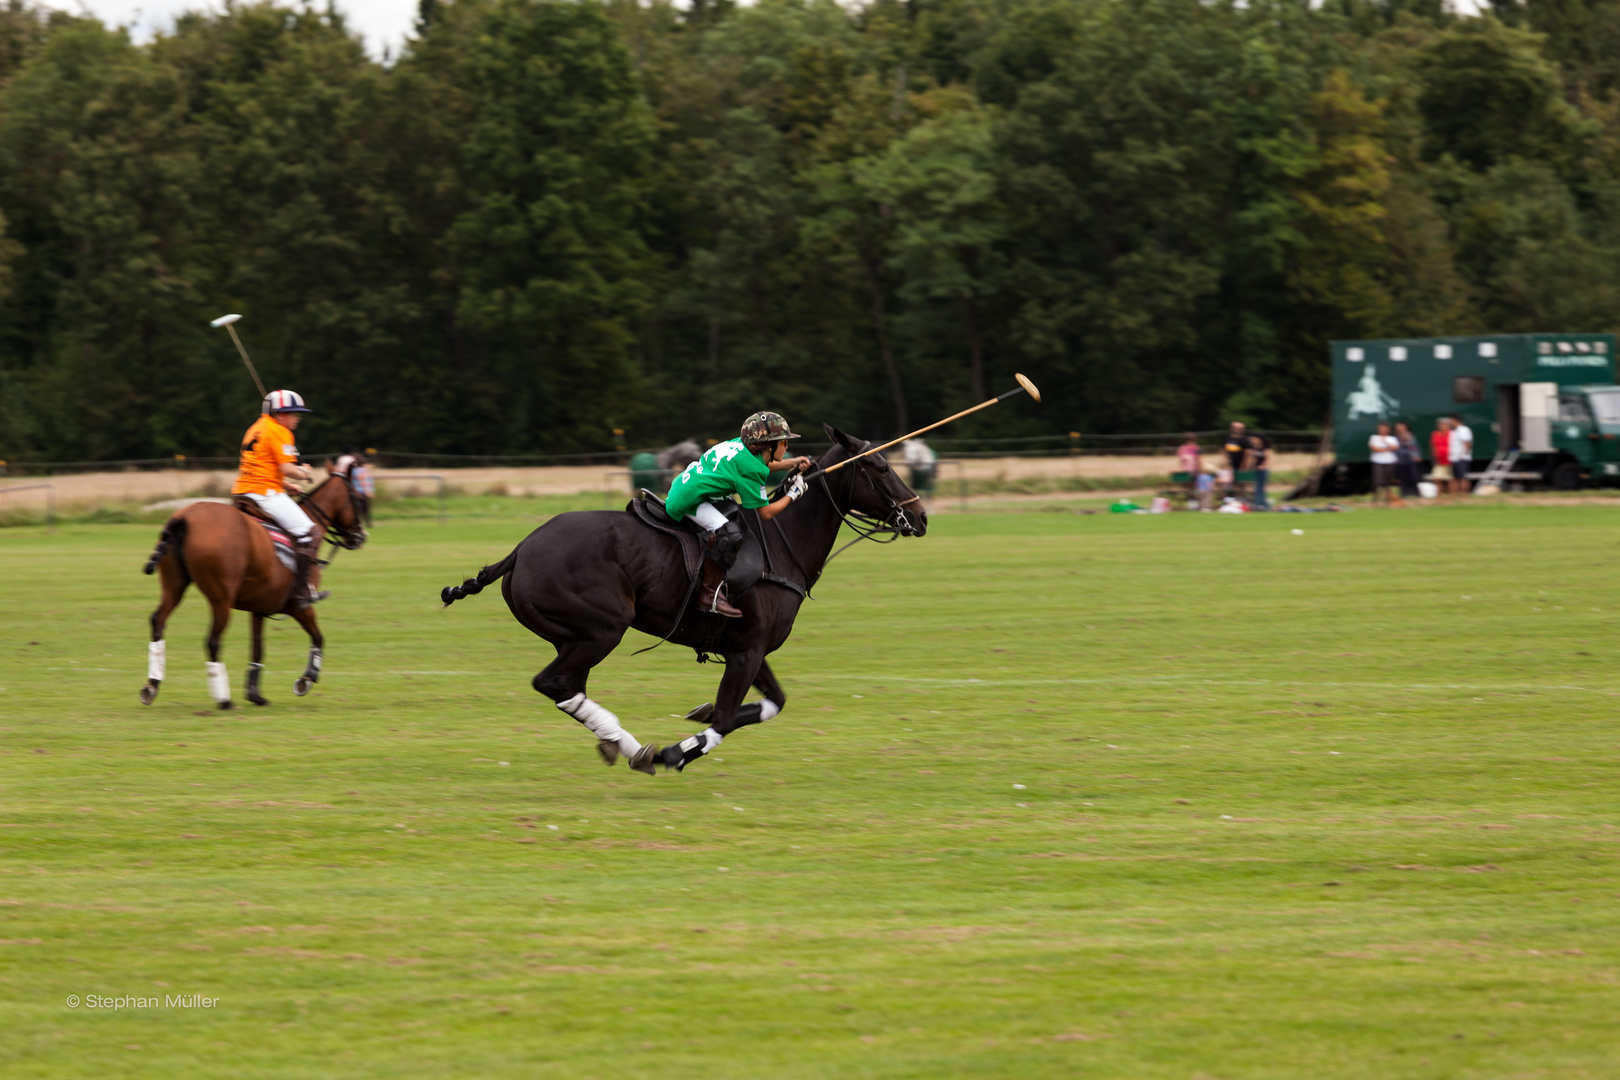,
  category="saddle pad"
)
[259,520,297,573]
